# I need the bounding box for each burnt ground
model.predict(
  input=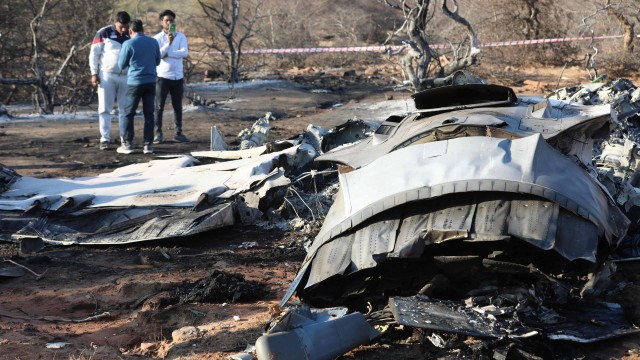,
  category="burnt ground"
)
[2,67,640,359]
